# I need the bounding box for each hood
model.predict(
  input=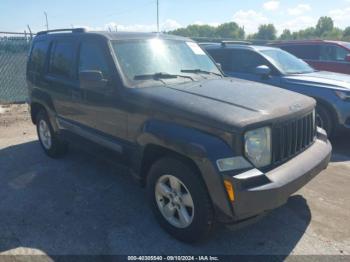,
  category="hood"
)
[283,71,350,91]
[130,78,315,130]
